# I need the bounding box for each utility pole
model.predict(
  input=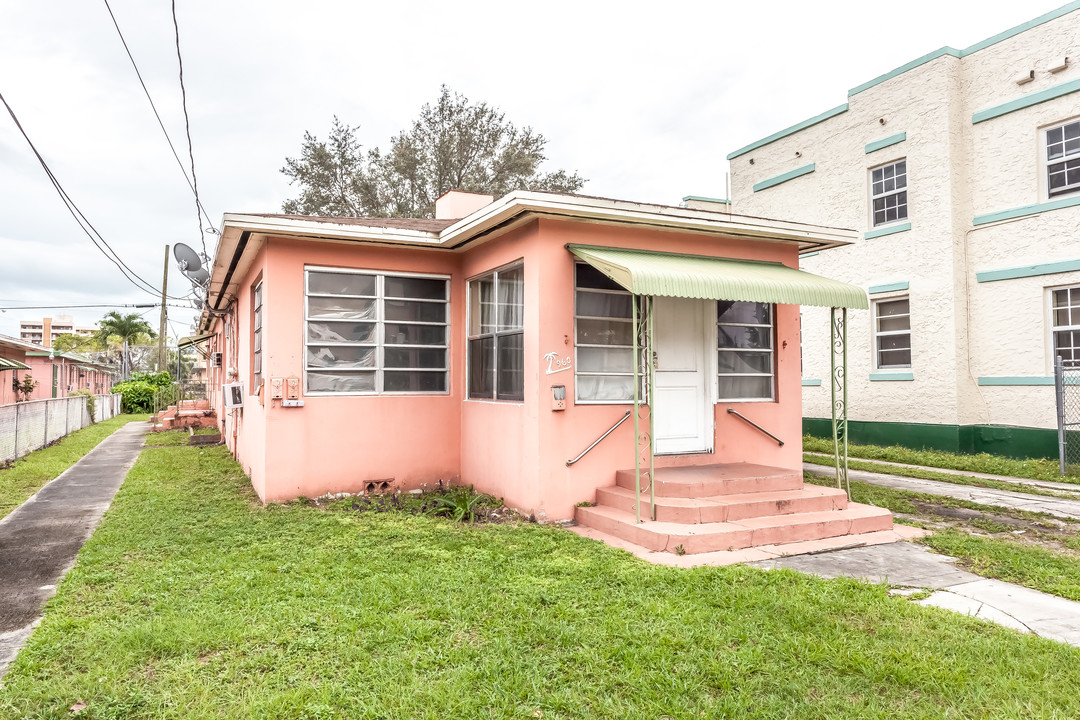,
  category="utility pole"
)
[158,245,169,373]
